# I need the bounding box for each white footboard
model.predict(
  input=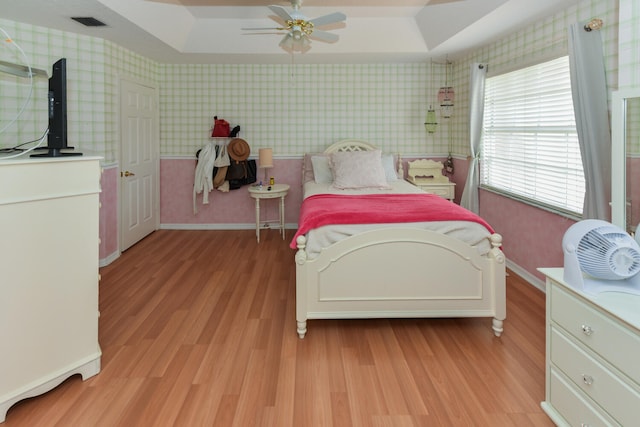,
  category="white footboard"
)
[295,228,506,338]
